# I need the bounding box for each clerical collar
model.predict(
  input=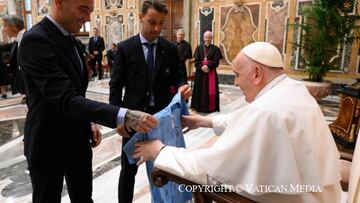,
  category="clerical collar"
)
[139,33,158,45]
[255,74,287,100]
[46,15,70,37]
